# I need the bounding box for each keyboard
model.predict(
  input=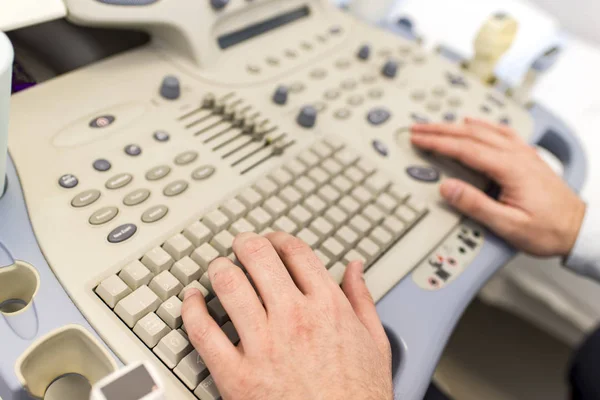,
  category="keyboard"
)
[95,137,428,399]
